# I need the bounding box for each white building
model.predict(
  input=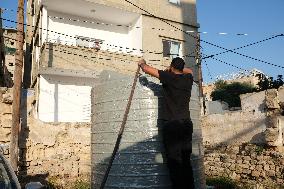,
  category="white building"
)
[25,0,199,122]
